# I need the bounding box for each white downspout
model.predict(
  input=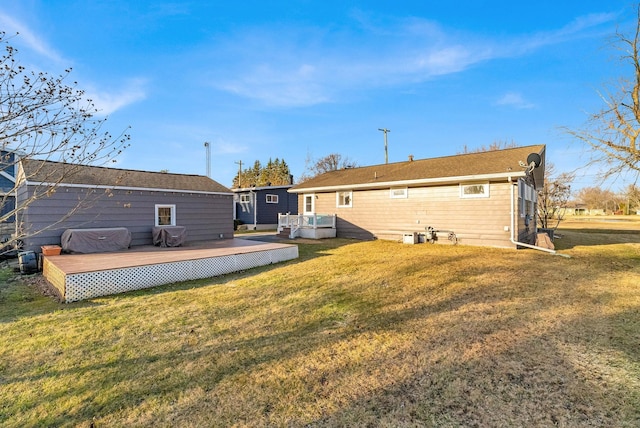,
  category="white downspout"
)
[252,190,257,230]
[509,178,558,255]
